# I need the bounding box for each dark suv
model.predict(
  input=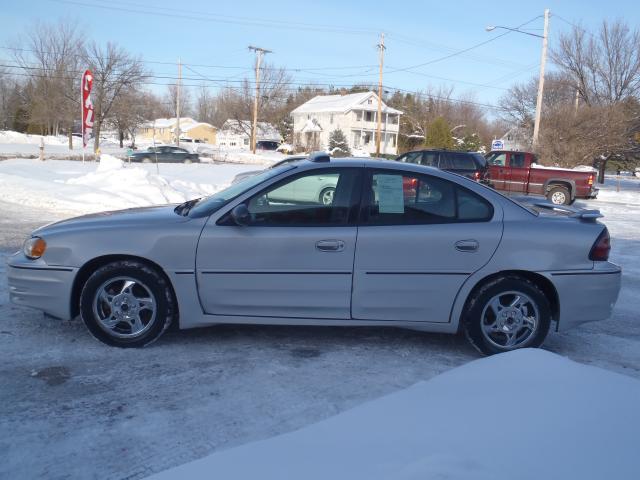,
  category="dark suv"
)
[395,149,490,184]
